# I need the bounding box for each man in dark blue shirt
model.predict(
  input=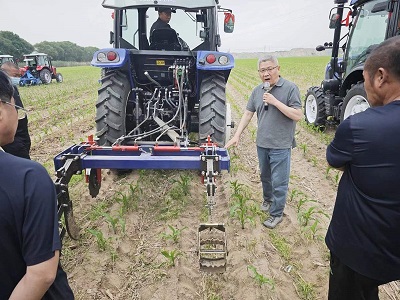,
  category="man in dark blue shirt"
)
[0,70,74,299]
[326,36,400,299]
